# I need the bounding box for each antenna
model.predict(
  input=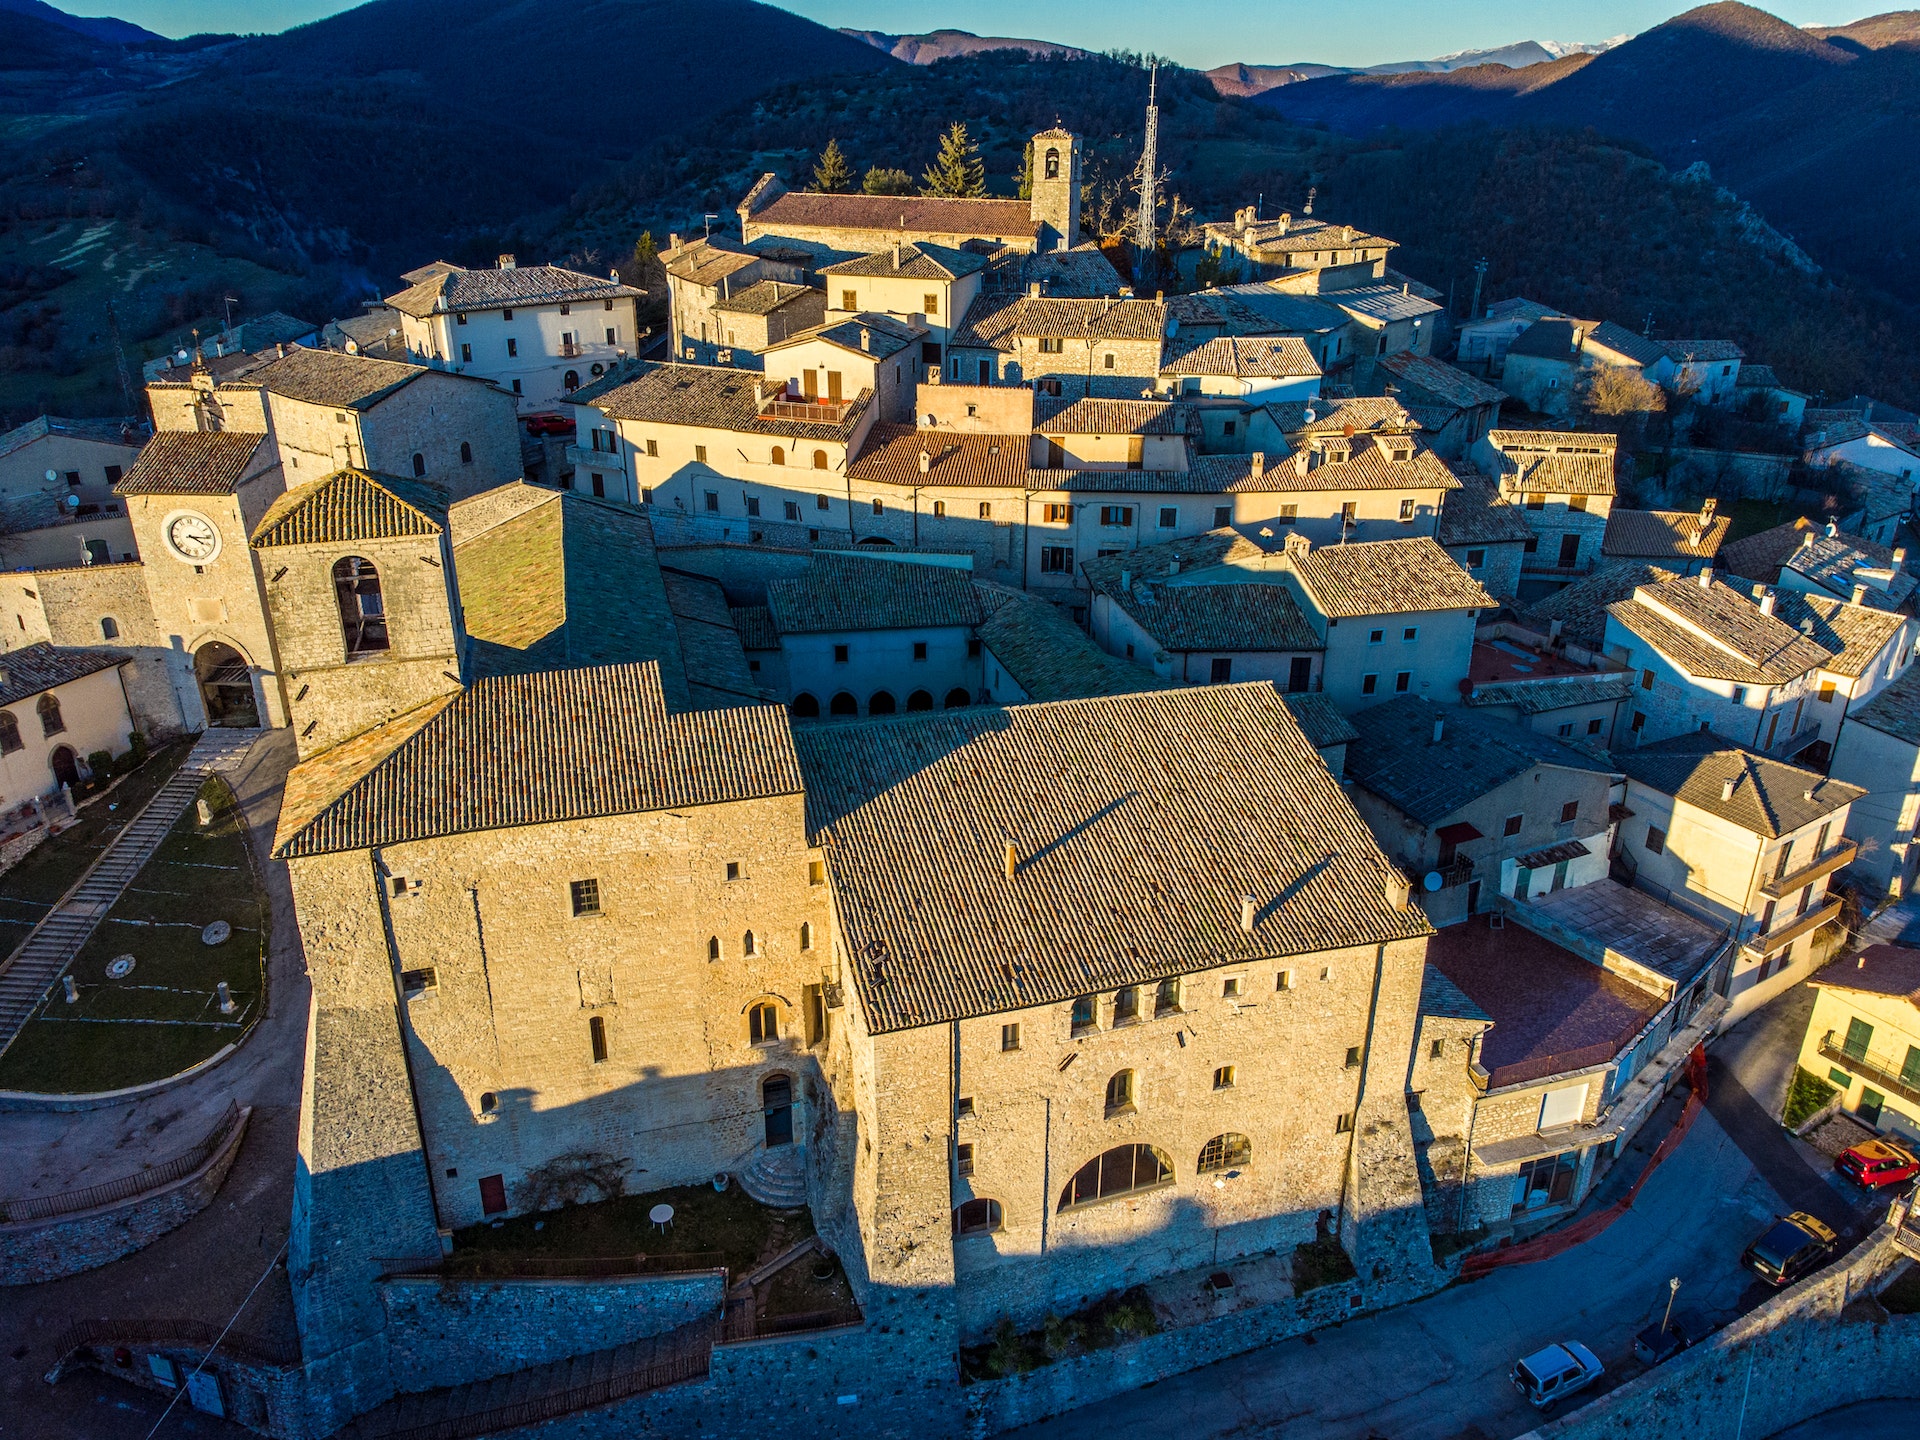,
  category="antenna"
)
[1133,64,1160,282]
[222,293,239,333]
[703,212,718,240]
[1469,257,1488,322]
[1304,185,1316,216]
